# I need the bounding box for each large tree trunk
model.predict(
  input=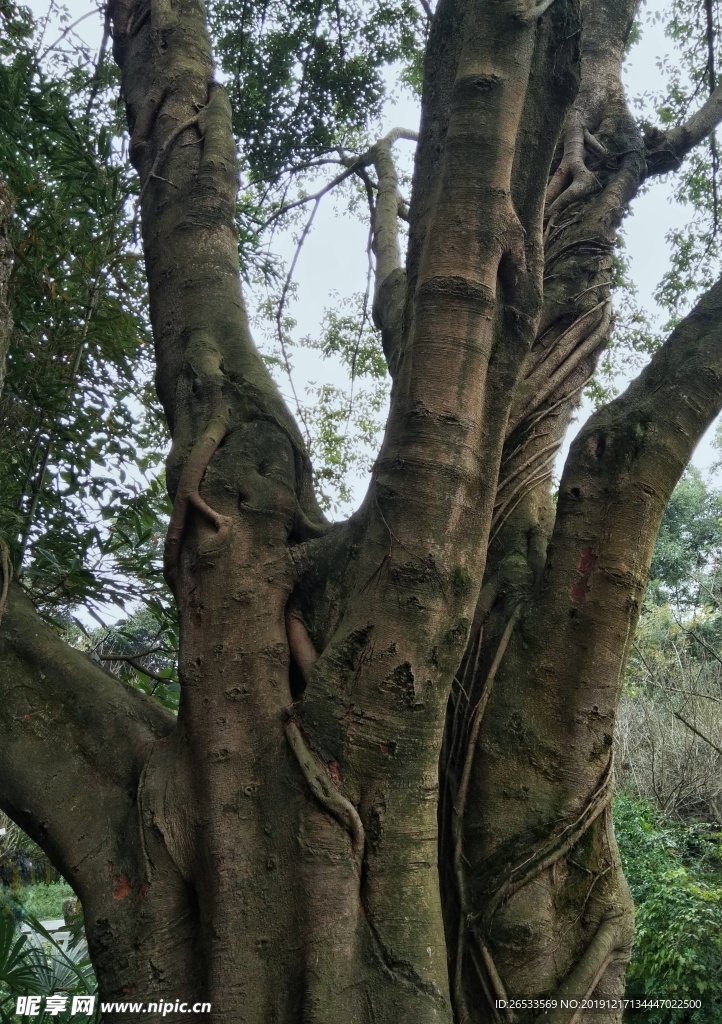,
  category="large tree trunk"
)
[3,1,722,1022]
